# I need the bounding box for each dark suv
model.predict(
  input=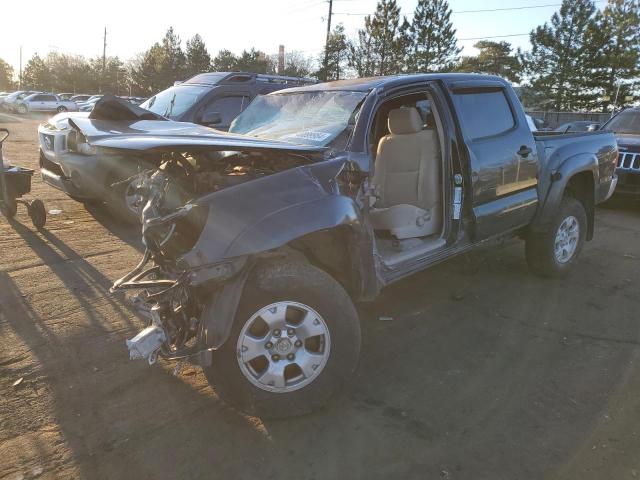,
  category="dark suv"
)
[139,72,316,130]
[598,107,640,195]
